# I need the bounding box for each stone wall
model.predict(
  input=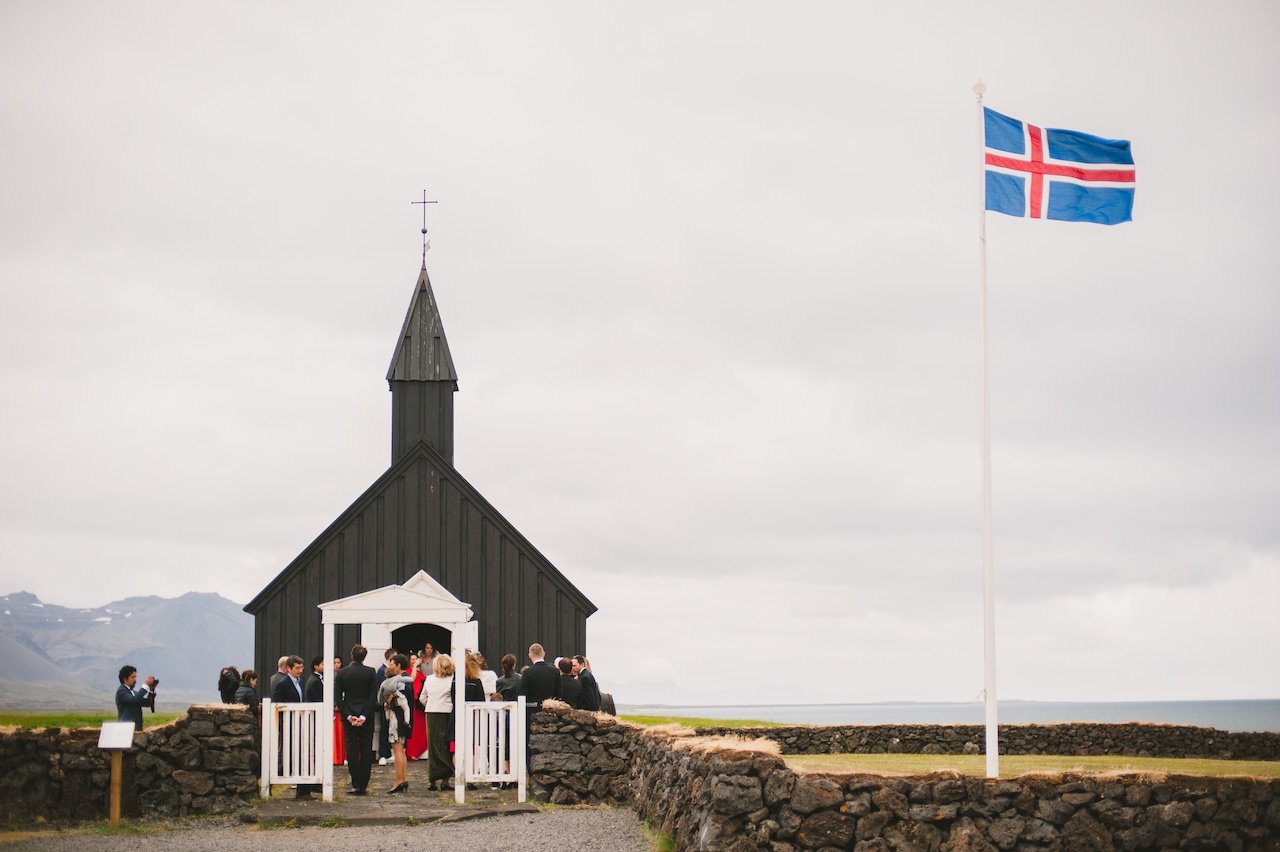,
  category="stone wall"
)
[691,723,1280,761]
[529,705,632,804]
[0,704,259,825]
[527,706,1280,850]
[629,736,1280,851]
